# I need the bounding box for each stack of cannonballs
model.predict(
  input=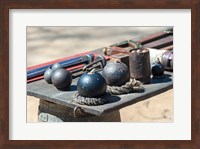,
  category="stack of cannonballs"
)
[44,63,72,91]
